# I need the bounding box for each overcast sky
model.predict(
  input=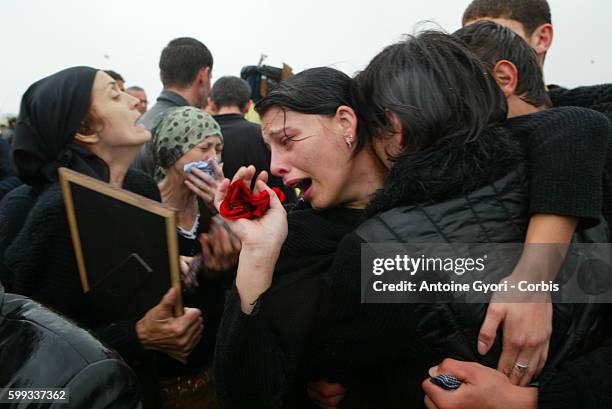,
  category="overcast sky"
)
[0,0,609,115]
